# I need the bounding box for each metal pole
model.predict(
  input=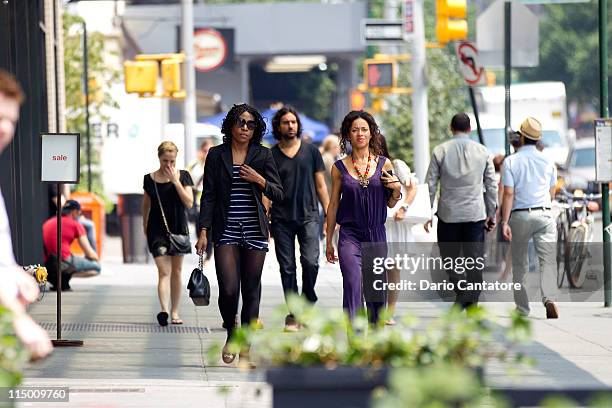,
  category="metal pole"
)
[469,87,484,145]
[83,21,92,192]
[51,0,83,347]
[182,0,196,167]
[599,0,611,307]
[411,0,430,181]
[56,183,62,340]
[504,0,512,157]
